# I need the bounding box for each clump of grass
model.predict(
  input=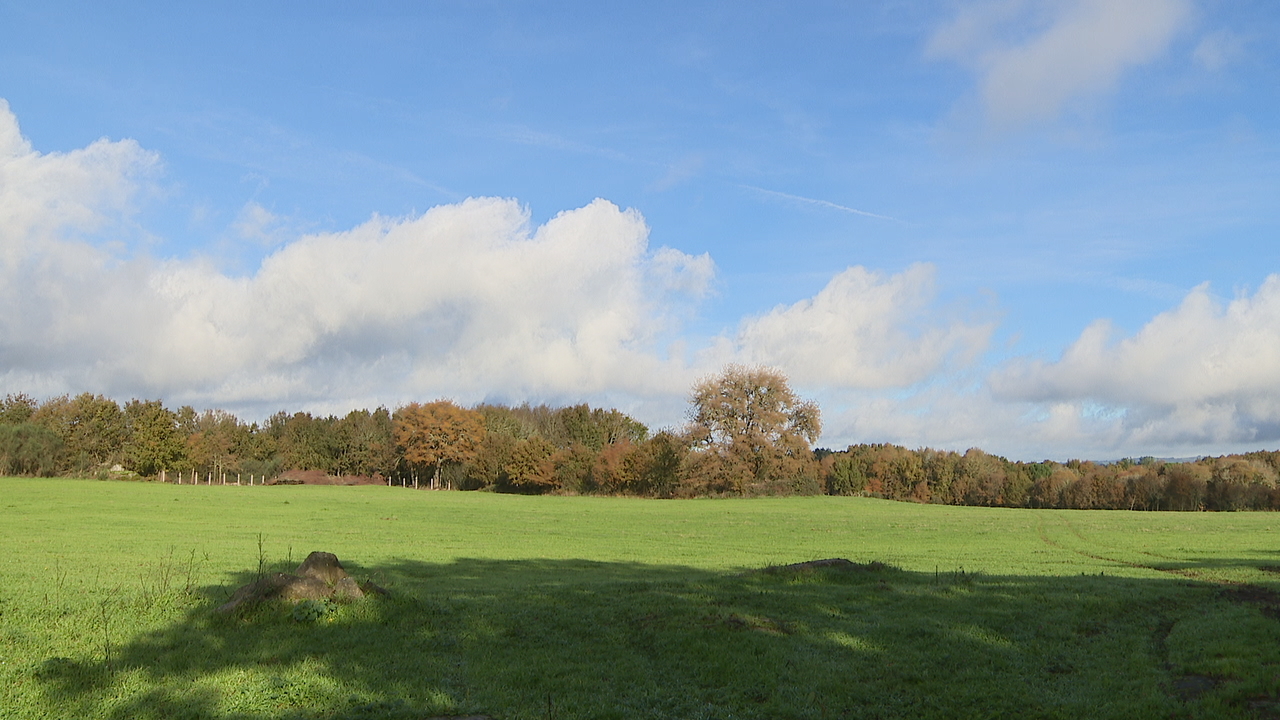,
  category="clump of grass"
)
[291,598,337,623]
